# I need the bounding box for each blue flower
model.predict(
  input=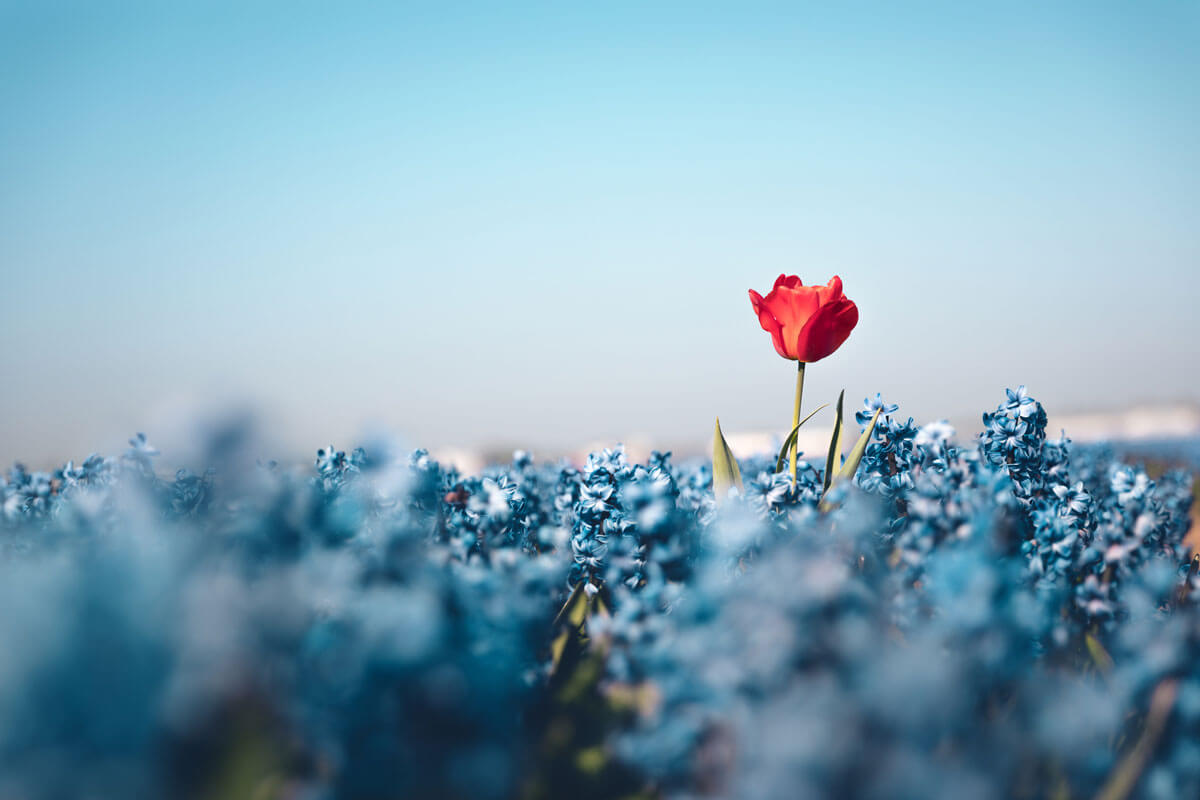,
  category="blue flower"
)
[747,471,792,516]
[122,432,160,475]
[1004,385,1039,419]
[1052,481,1091,519]
[856,393,899,427]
